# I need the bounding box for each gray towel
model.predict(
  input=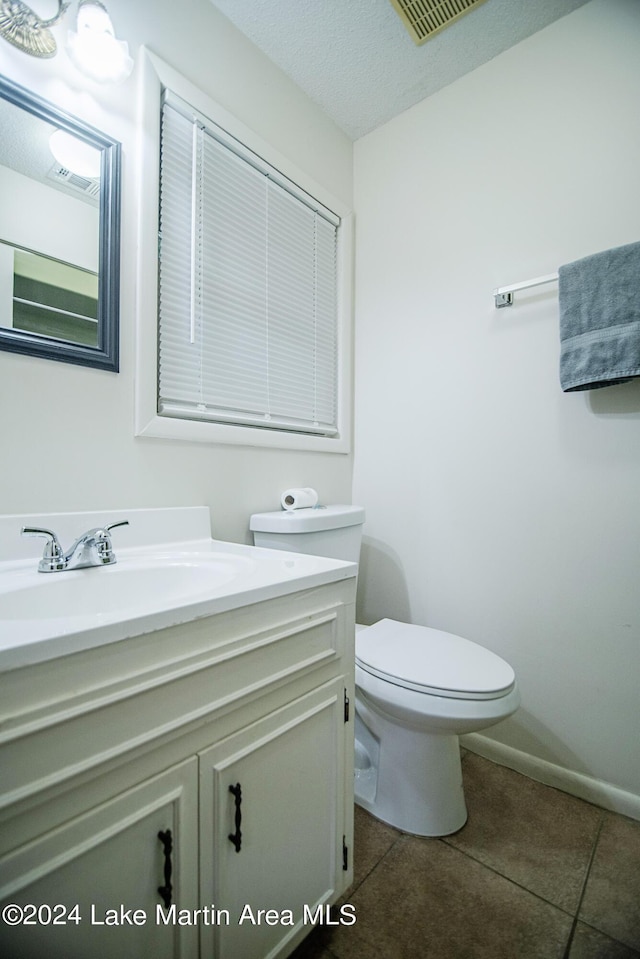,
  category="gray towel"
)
[559,240,640,392]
